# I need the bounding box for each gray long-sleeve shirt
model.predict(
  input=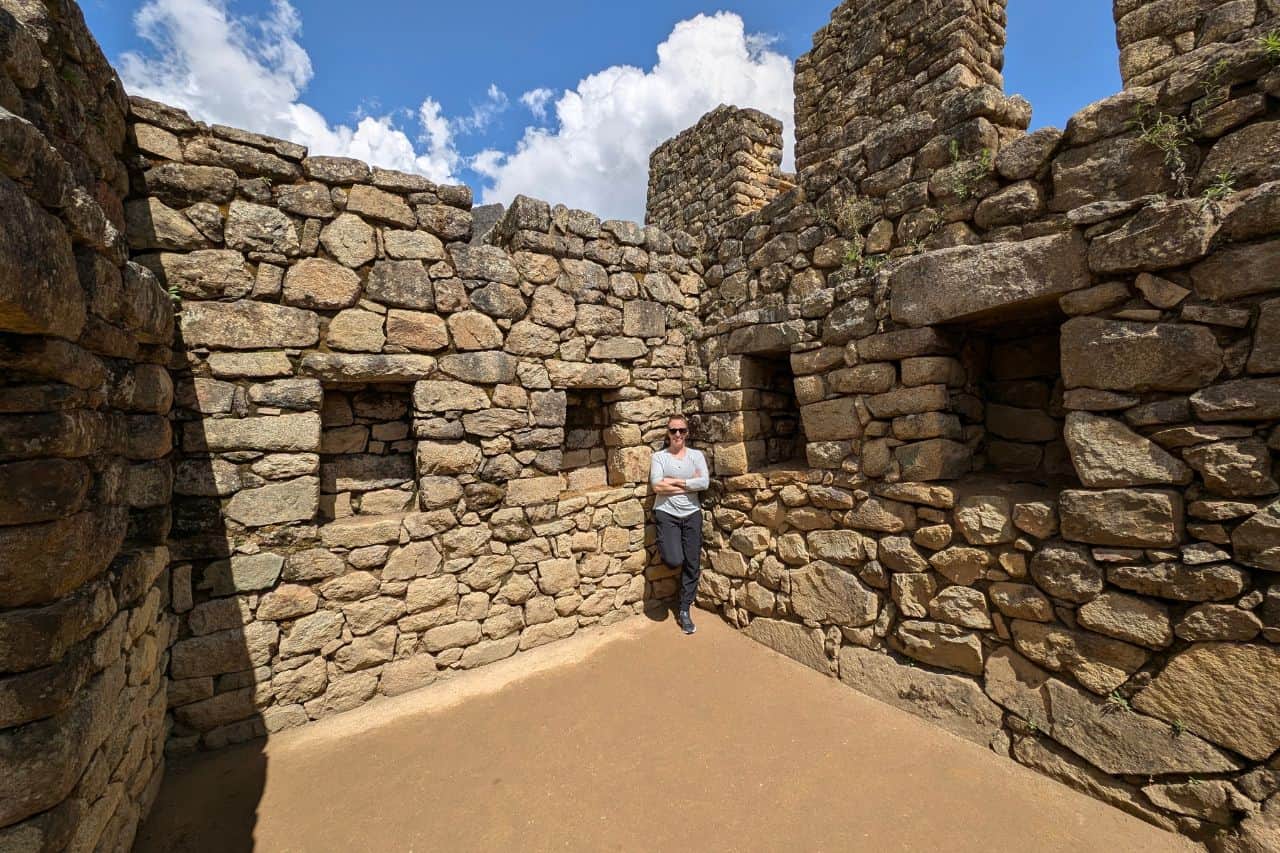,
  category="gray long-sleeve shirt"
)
[650,448,710,518]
